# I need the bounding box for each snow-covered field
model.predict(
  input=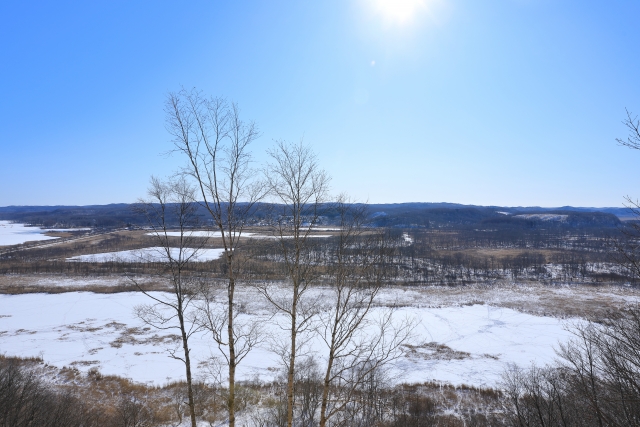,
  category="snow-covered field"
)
[150,231,332,239]
[0,289,578,388]
[0,275,159,289]
[66,247,225,263]
[0,221,60,246]
[150,231,256,238]
[395,304,575,386]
